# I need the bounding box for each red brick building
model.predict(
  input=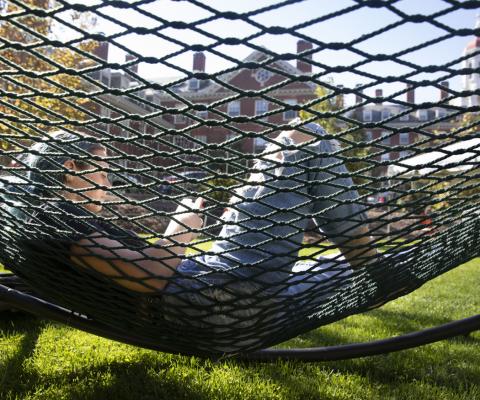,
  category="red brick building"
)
[94,41,317,176]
